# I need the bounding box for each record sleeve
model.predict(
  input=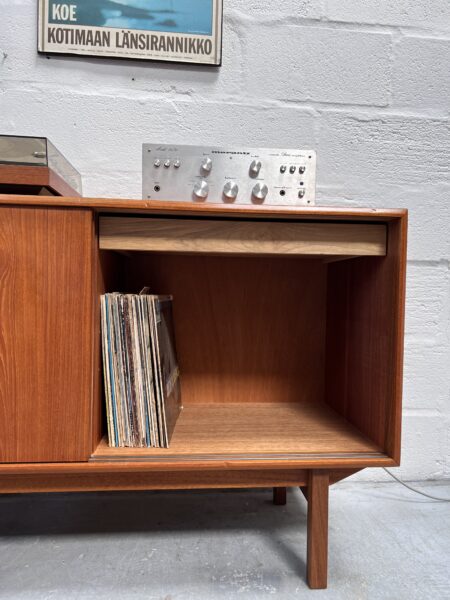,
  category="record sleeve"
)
[100,291,181,448]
